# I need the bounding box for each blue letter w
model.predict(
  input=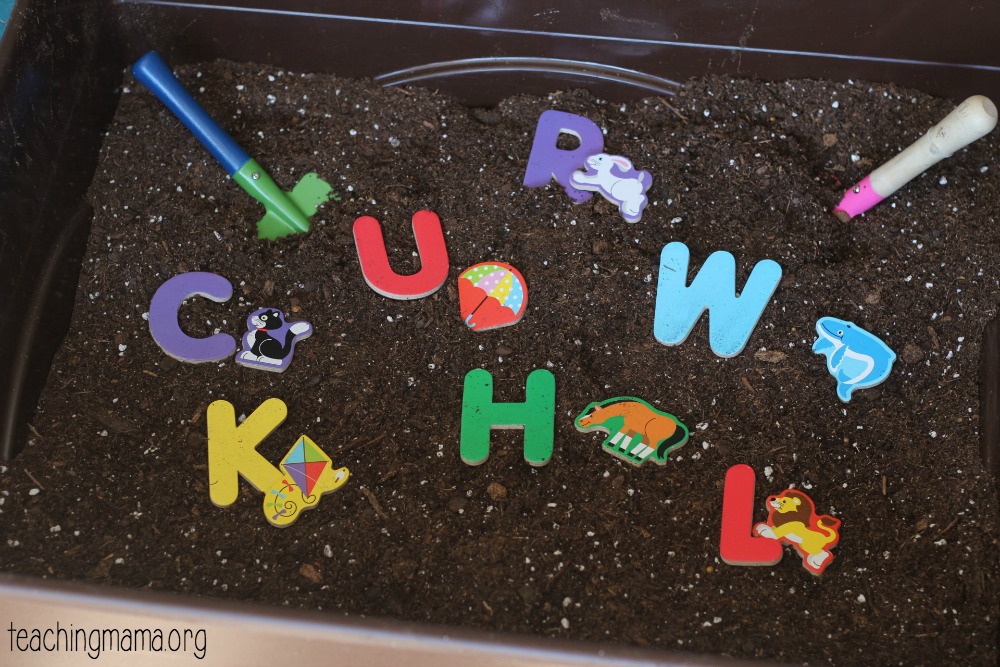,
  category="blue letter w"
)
[653,242,782,358]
